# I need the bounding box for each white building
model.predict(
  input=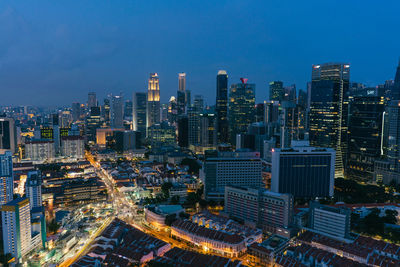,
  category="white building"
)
[1,197,32,261]
[25,171,42,210]
[0,150,14,206]
[25,139,55,162]
[61,136,84,159]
